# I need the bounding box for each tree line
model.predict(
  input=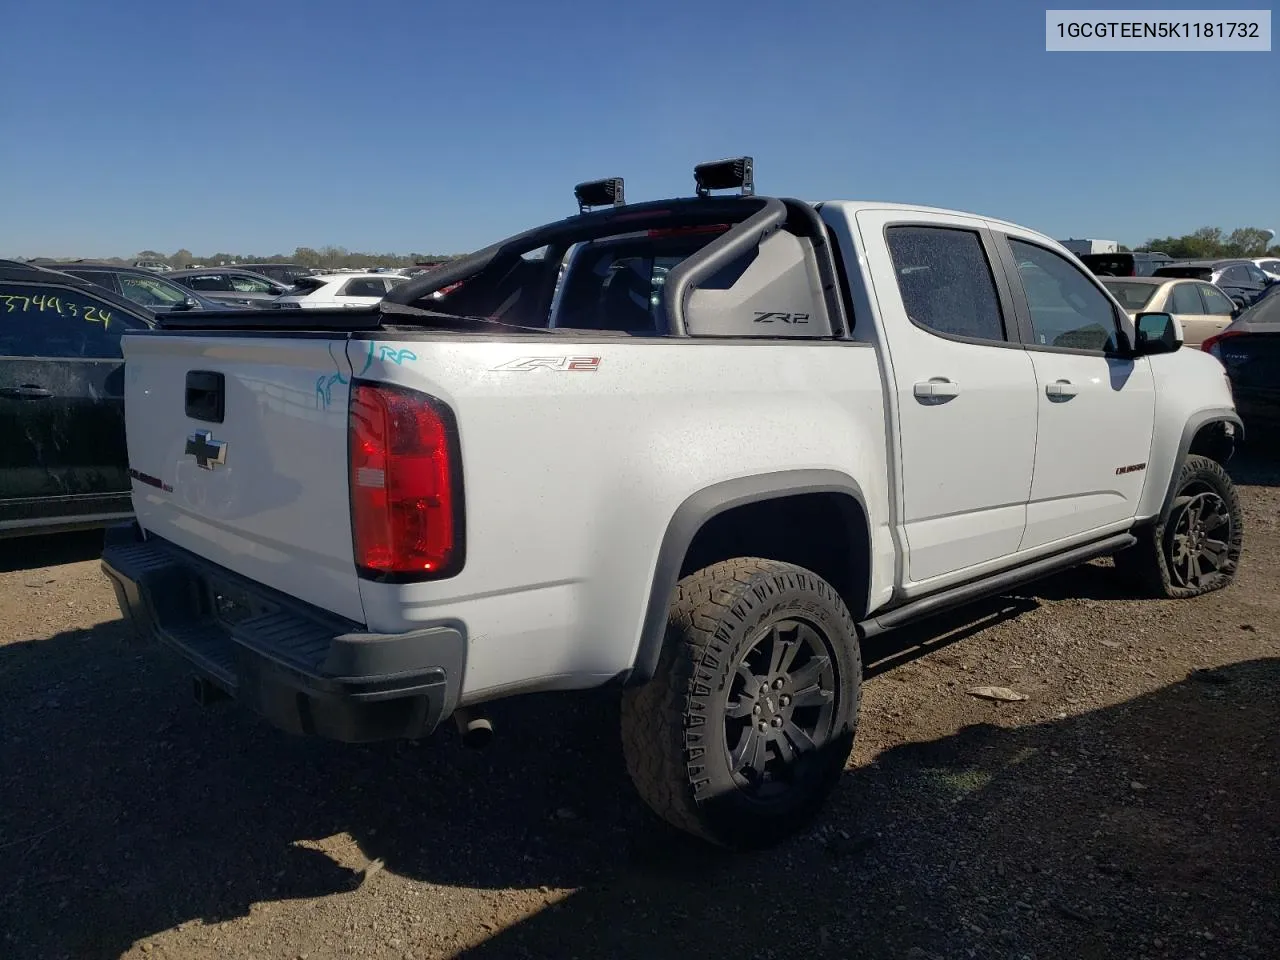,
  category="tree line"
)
[1125,226,1278,259]
[122,246,463,270]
